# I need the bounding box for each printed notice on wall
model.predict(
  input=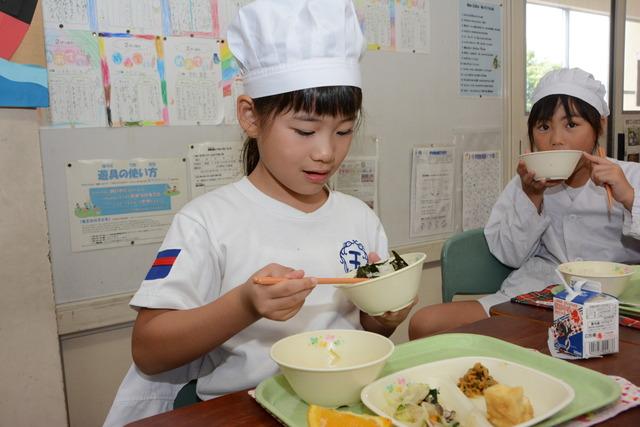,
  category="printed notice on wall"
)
[334,157,378,212]
[462,150,501,230]
[459,0,502,97]
[188,141,243,198]
[410,147,455,238]
[65,158,188,252]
